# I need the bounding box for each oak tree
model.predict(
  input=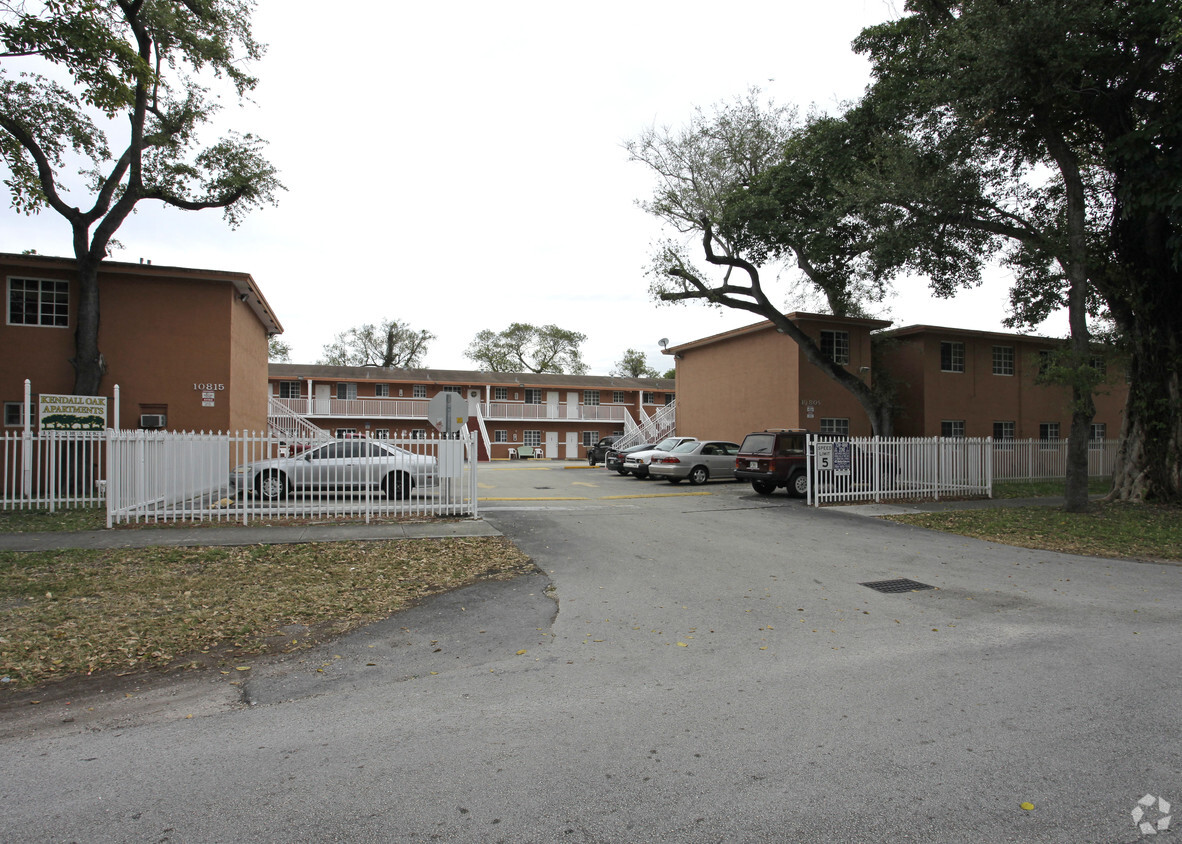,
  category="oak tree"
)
[465,323,588,375]
[320,320,434,368]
